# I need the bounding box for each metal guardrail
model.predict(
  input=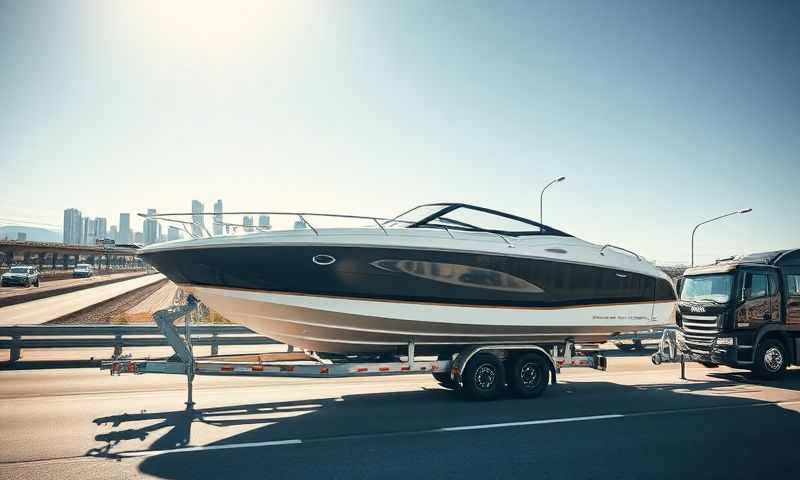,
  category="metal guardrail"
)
[0,324,278,363]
